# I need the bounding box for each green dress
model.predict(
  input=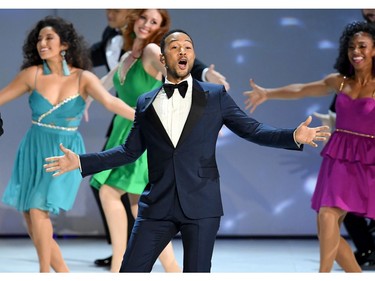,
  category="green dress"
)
[90,59,162,194]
